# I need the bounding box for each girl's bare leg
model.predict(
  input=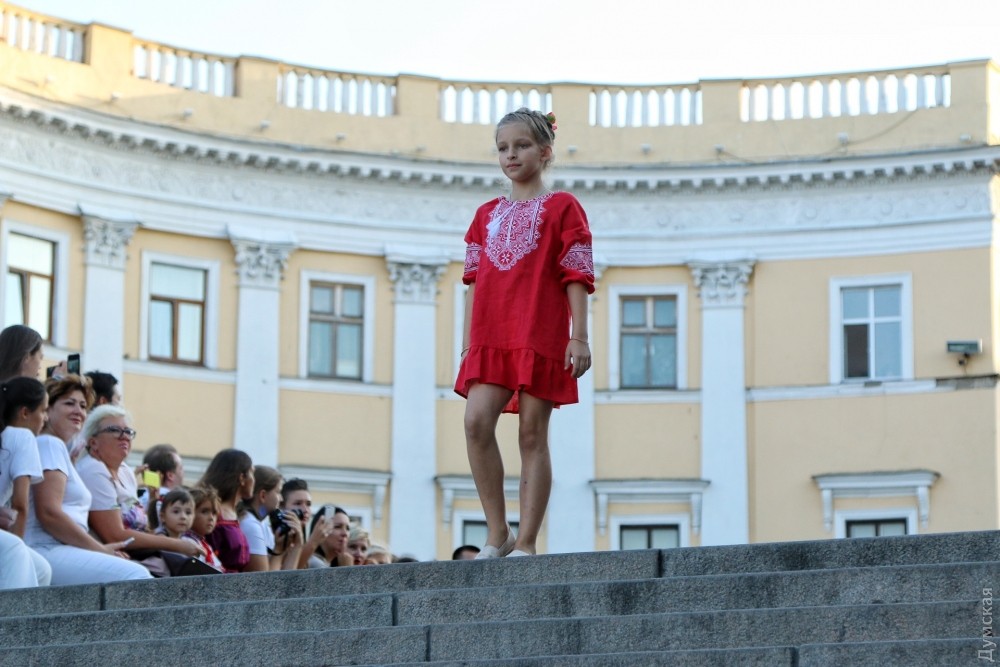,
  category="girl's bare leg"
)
[513,391,554,554]
[465,382,515,547]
